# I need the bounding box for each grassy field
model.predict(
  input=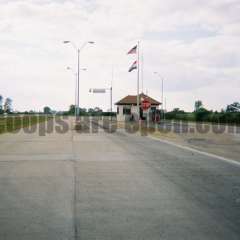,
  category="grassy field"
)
[0,115,51,134]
